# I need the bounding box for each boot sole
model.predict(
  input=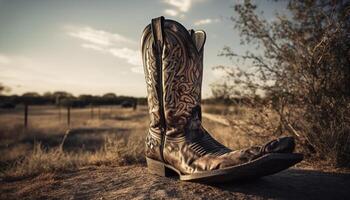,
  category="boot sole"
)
[146,153,303,183]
